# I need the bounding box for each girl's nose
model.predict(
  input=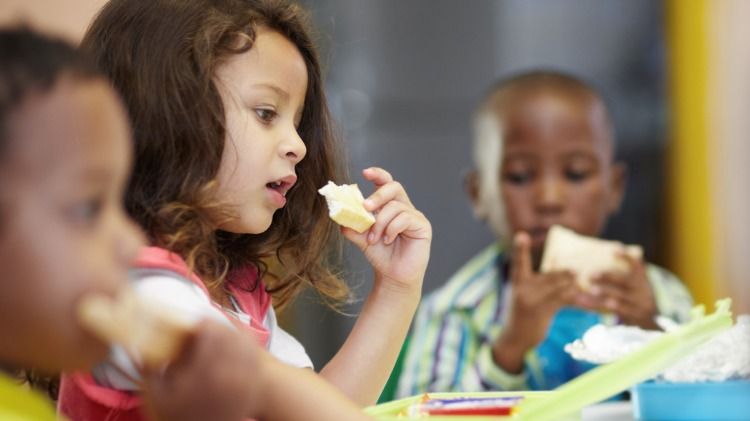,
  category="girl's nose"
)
[282,128,307,164]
